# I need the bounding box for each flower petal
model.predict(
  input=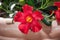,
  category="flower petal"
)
[54,2,60,8]
[18,16,26,23]
[18,23,30,34]
[33,10,44,20]
[15,11,23,17]
[22,4,33,13]
[14,11,23,22]
[31,20,42,32]
[14,16,19,22]
[55,10,60,22]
